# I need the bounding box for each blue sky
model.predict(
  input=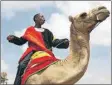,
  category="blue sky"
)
[1,1,111,84]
